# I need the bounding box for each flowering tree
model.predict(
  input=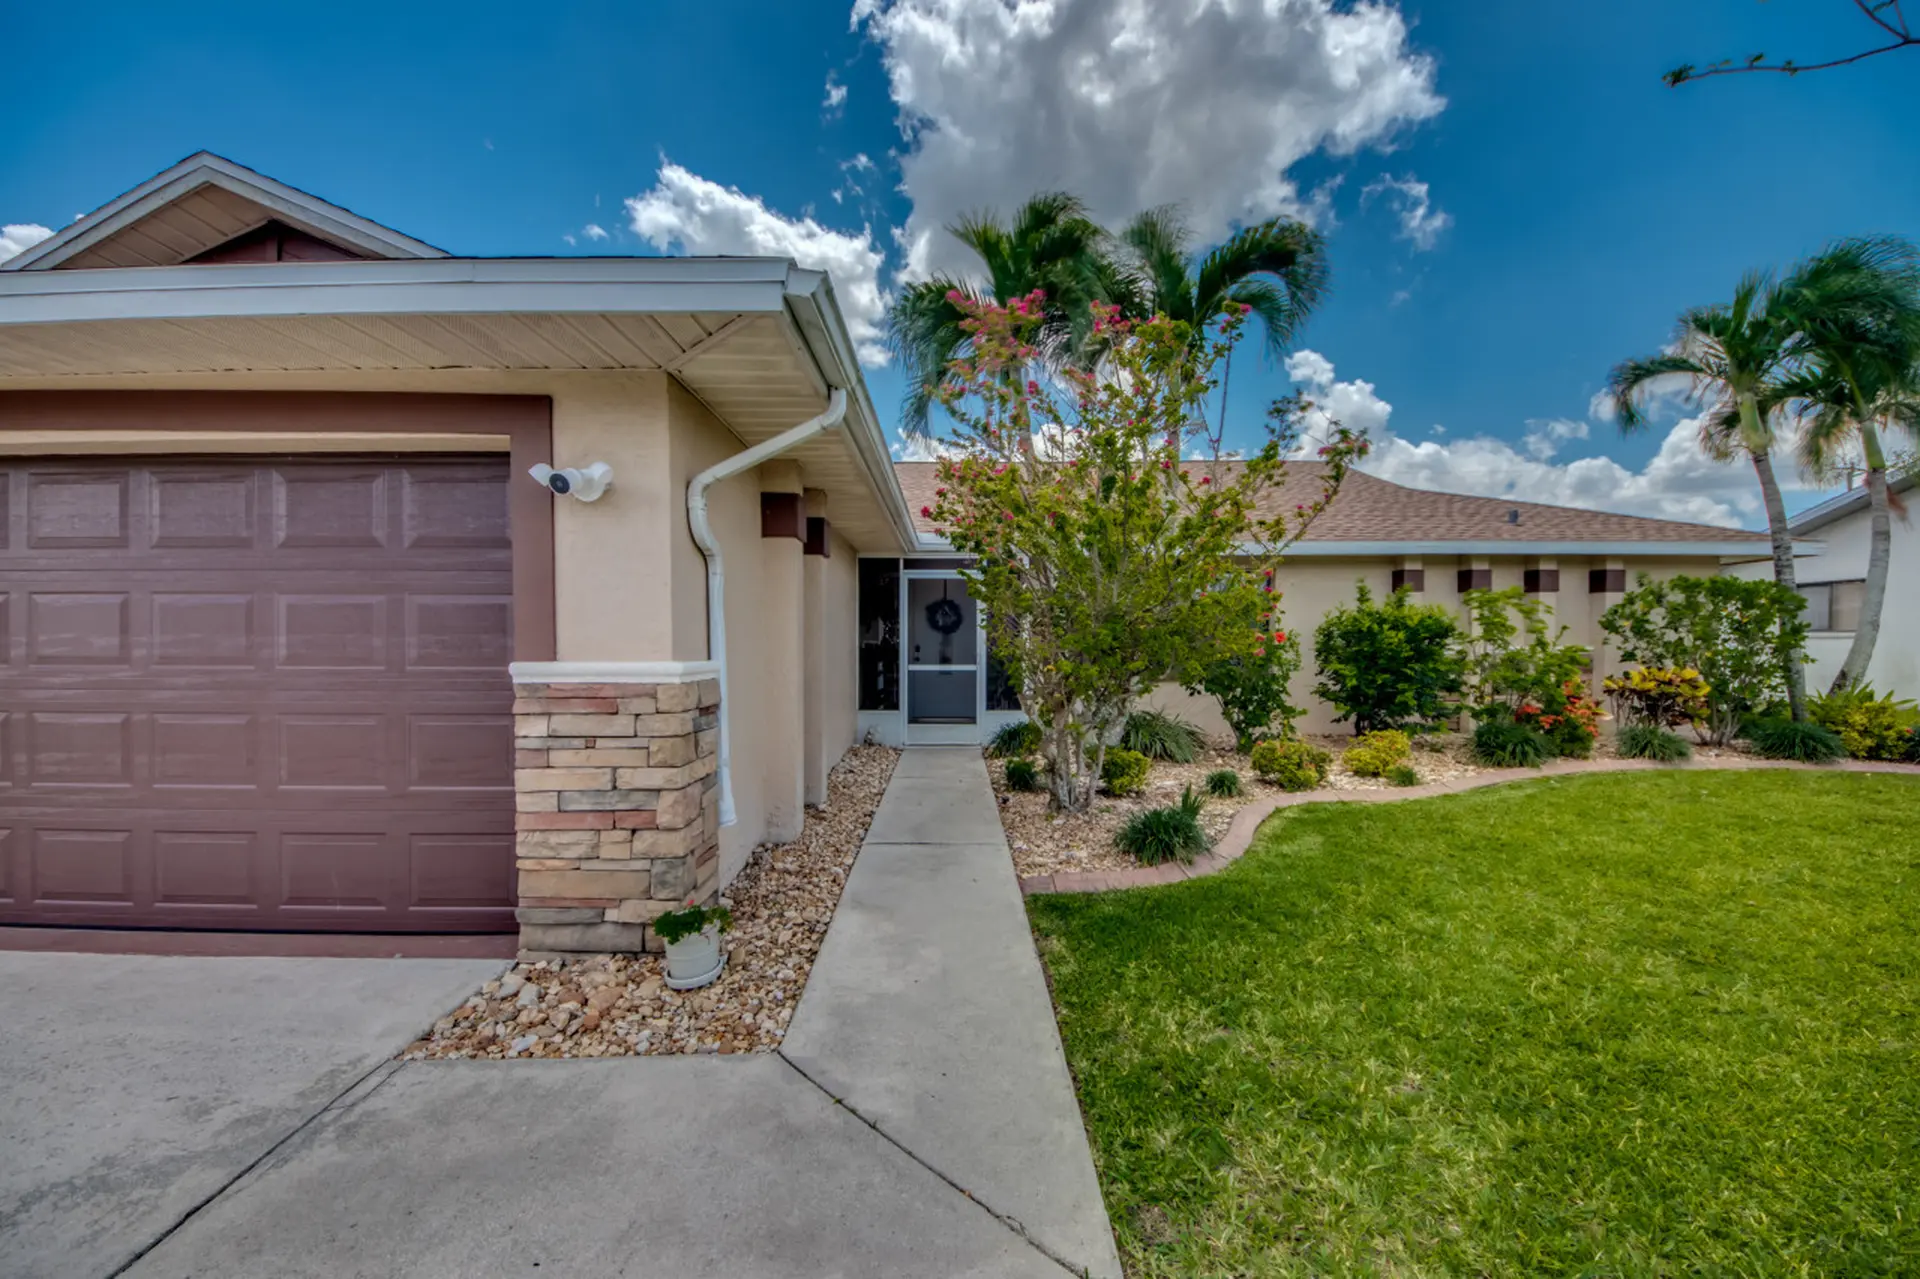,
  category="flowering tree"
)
[925,291,1367,811]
